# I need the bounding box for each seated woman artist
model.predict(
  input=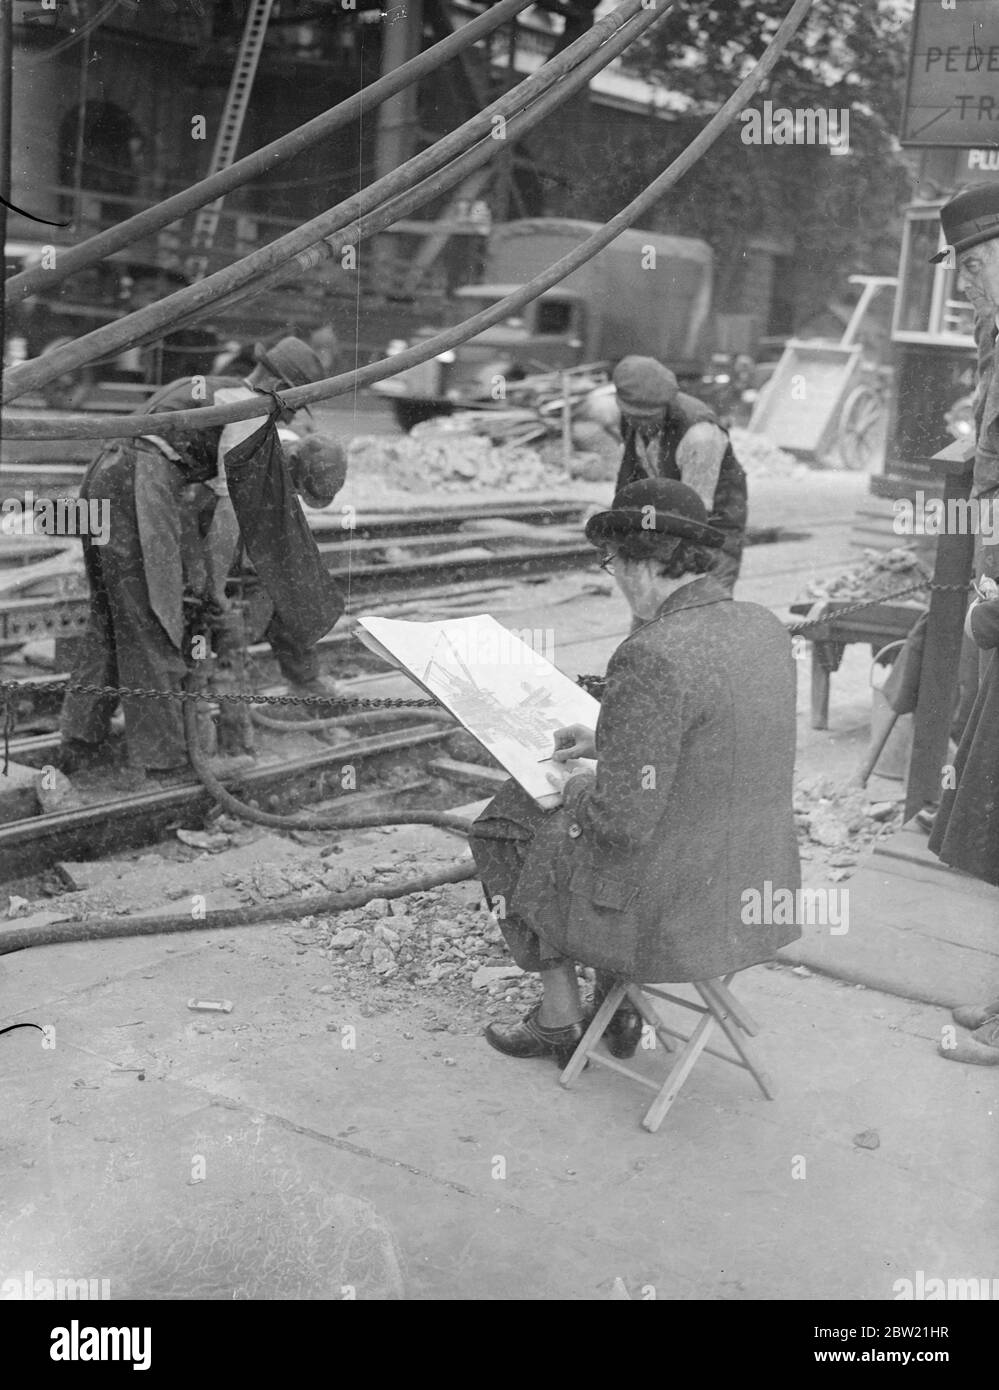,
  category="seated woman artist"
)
[469,478,801,1068]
